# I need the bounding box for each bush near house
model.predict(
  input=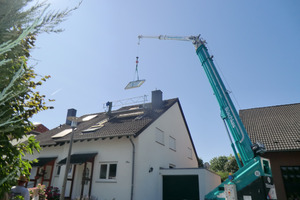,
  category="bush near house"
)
[28,184,60,200]
[45,186,60,200]
[29,184,46,200]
